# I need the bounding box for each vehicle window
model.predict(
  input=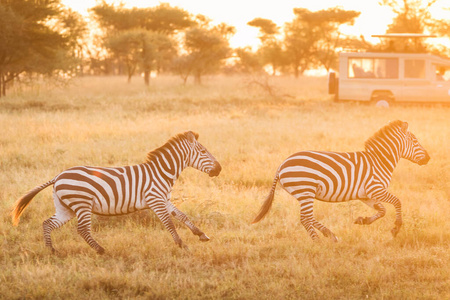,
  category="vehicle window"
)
[405,60,425,78]
[434,65,449,81]
[348,58,398,79]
